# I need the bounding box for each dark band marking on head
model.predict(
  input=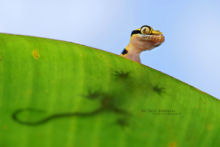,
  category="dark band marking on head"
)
[131,30,141,36]
[121,48,128,55]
